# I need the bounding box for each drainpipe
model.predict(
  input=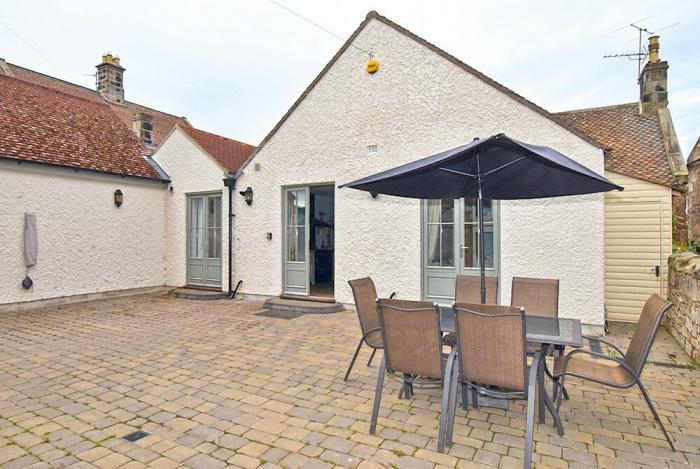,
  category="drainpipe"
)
[223,173,242,298]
